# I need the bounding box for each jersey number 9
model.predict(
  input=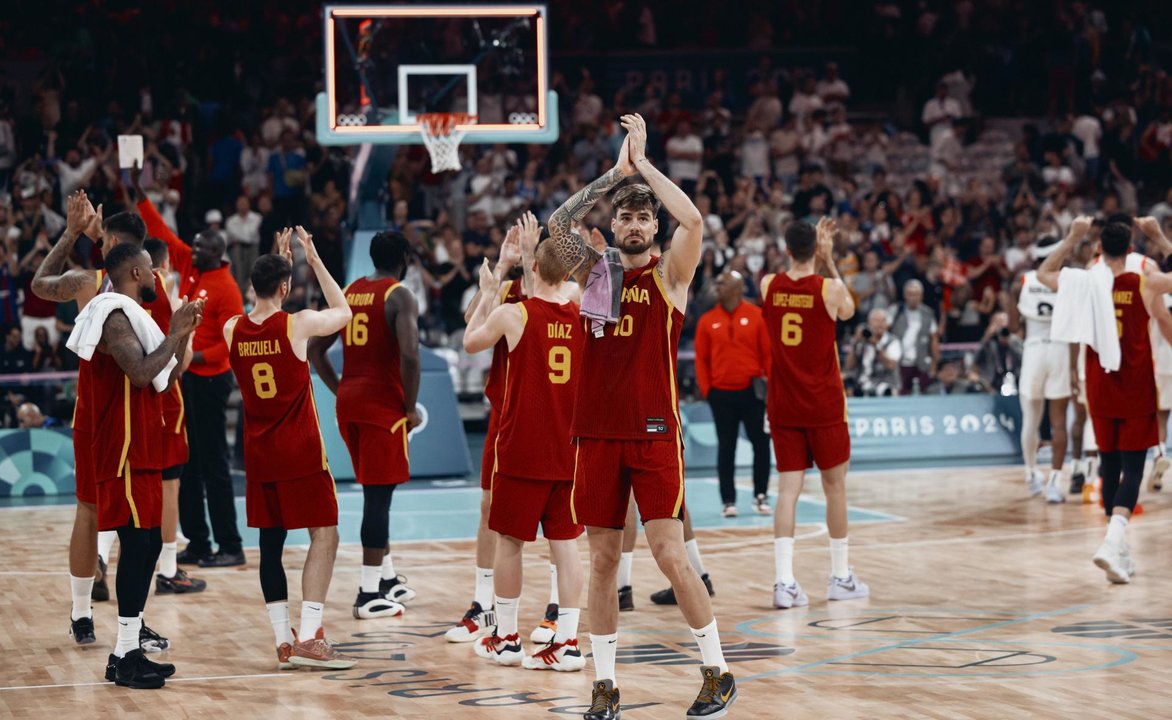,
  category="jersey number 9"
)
[548,346,571,384]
